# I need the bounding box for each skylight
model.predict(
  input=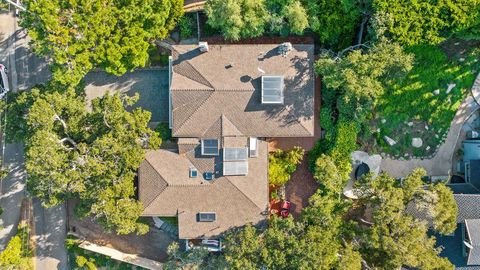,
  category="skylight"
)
[223,148,248,161]
[201,139,219,156]
[198,212,216,222]
[261,76,284,104]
